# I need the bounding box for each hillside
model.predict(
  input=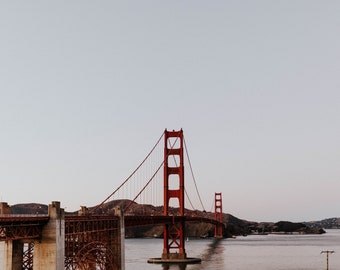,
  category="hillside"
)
[304,217,340,229]
[10,200,325,238]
